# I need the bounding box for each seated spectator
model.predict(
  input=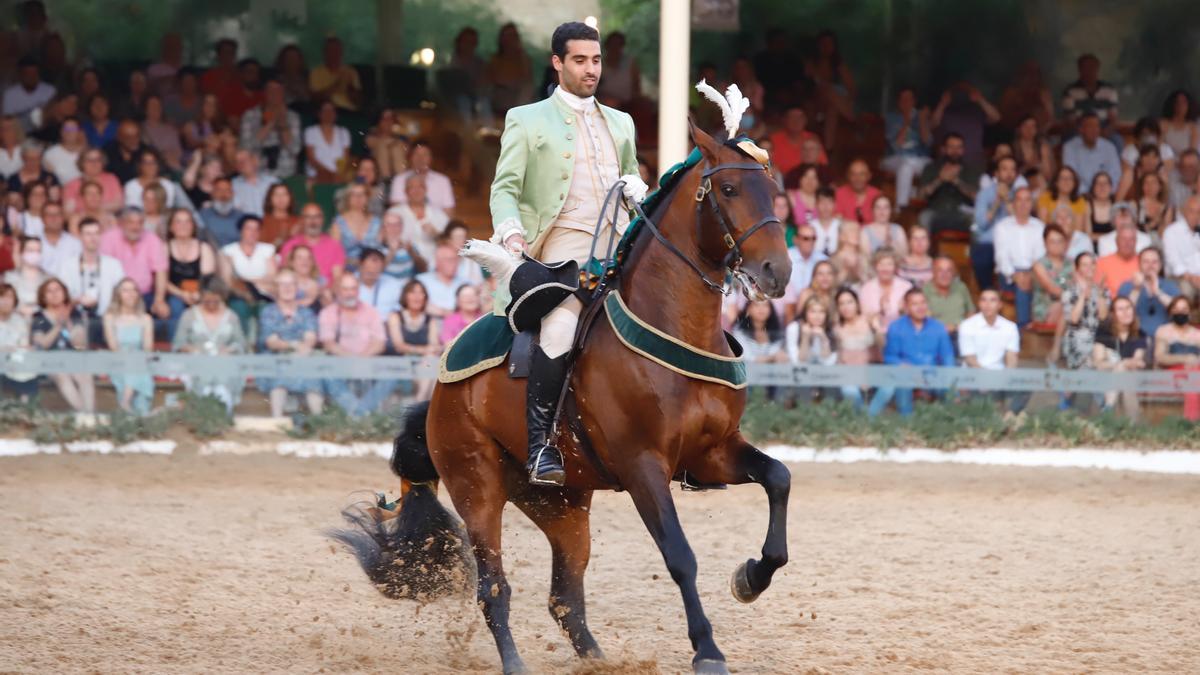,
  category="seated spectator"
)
[304,101,351,183]
[833,159,880,224]
[0,282,37,401]
[442,220,483,284]
[280,203,346,283]
[880,87,931,208]
[994,187,1045,326]
[274,44,311,107]
[220,58,265,122]
[868,289,955,417]
[1061,54,1120,139]
[36,201,80,274]
[1154,296,1200,422]
[164,68,203,127]
[1062,113,1121,190]
[1096,224,1141,298]
[931,82,999,167]
[113,70,150,123]
[1086,172,1115,240]
[794,259,837,322]
[416,243,473,317]
[221,215,276,332]
[0,115,24,179]
[173,277,247,412]
[355,247,401,317]
[832,288,877,409]
[806,30,857,150]
[770,106,826,178]
[1120,117,1176,173]
[6,140,56,193]
[141,183,169,240]
[959,289,1028,414]
[785,296,838,404]
[811,187,841,257]
[858,248,913,332]
[734,300,787,368]
[14,181,47,236]
[899,224,934,287]
[916,132,979,236]
[1051,251,1110,410]
[104,120,149,184]
[200,38,239,102]
[1011,114,1055,182]
[257,268,324,419]
[386,279,440,400]
[123,149,181,210]
[1037,166,1087,235]
[63,149,123,214]
[860,195,907,258]
[181,153,224,210]
[181,94,225,154]
[440,283,482,345]
[30,277,93,412]
[43,116,85,184]
[1161,90,1199,157]
[147,32,184,95]
[331,182,382,273]
[1168,149,1199,210]
[1132,172,1173,236]
[388,140,457,216]
[829,220,865,287]
[261,183,299,248]
[1117,247,1178,336]
[1162,196,1200,299]
[388,174,447,264]
[238,79,301,179]
[923,256,974,336]
[2,236,46,317]
[378,209,425,282]
[100,207,170,323]
[103,278,155,415]
[971,155,1021,289]
[485,24,534,117]
[1097,203,1151,256]
[1092,295,1148,419]
[67,181,117,234]
[309,36,362,112]
[1032,225,1073,325]
[197,177,245,248]
[366,109,409,180]
[230,149,278,217]
[57,217,123,343]
[165,208,217,335]
[319,273,393,416]
[2,57,56,124]
[335,156,388,217]
[784,223,827,309]
[286,245,326,309]
[81,94,117,149]
[784,163,820,227]
[140,95,182,173]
